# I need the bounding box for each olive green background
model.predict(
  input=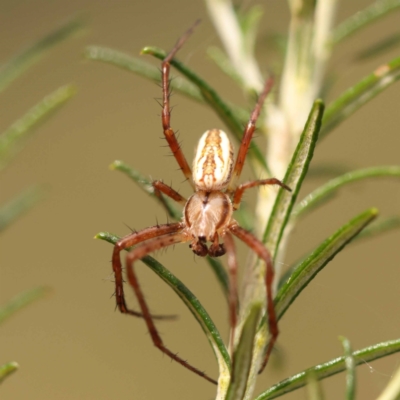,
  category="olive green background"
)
[1,1,399,399]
